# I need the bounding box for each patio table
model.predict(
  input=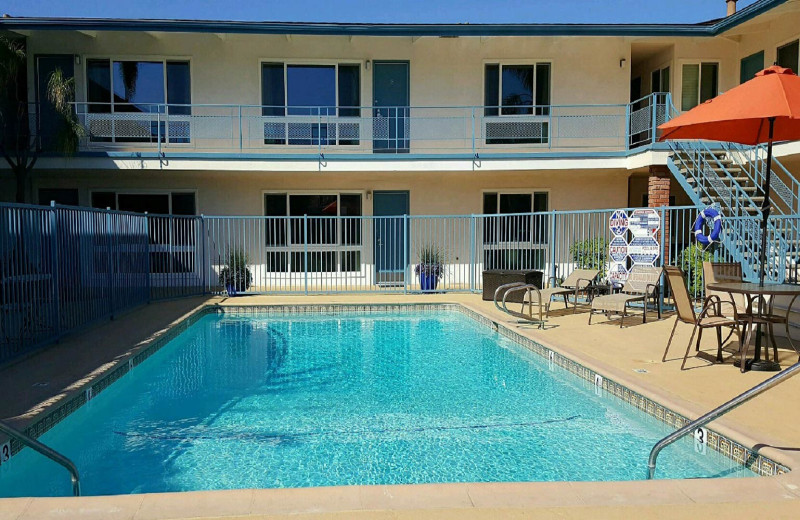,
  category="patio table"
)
[706,282,800,372]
